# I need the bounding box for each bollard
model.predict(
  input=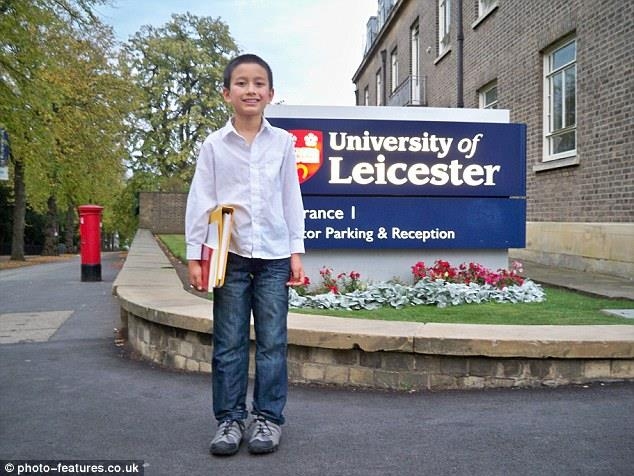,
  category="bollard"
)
[78,204,104,282]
